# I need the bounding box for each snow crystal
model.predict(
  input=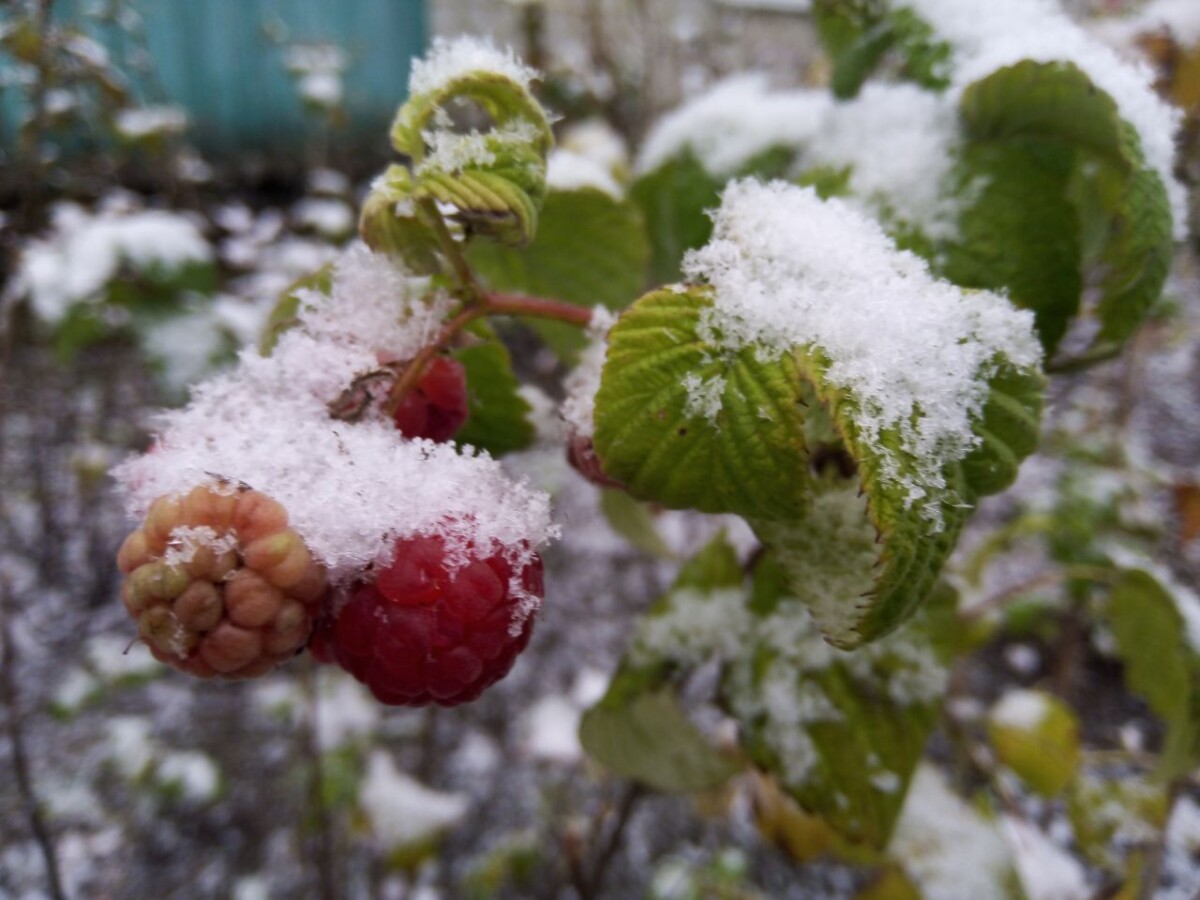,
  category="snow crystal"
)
[636,74,832,176]
[1162,797,1200,900]
[684,180,1041,521]
[636,579,946,787]
[359,752,468,849]
[891,765,1014,900]
[113,244,556,588]
[806,82,961,237]
[546,149,623,200]
[409,36,539,98]
[292,197,354,237]
[561,306,618,439]
[901,0,1187,239]
[105,716,156,780]
[115,104,188,140]
[520,694,584,764]
[1002,817,1090,900]
[560,118,629,174]
[634,587,755,666]
[681,373,726,424]
[990,689,1051,731]
[157,751,221,803]
[14,202,212,323]
[1121,0,1200,45]
[418,118,541,176]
